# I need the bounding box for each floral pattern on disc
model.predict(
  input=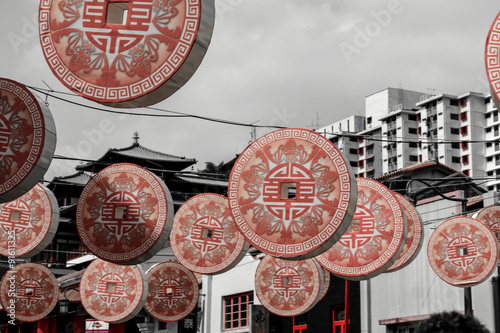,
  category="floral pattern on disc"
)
[427,216,498,287]
[39,0,215,107]
[171,193,249,274]
[0,184,59,258]
[386,192,424,272]
[80,258,147,323]
[255,255,322,317]
[316,178,406,280]
[76,163,173,265]
[473,204,500,265]
[0,78,56,203]
[145,261,199,322]
[0,263,58,322]
[228,128,356,260]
